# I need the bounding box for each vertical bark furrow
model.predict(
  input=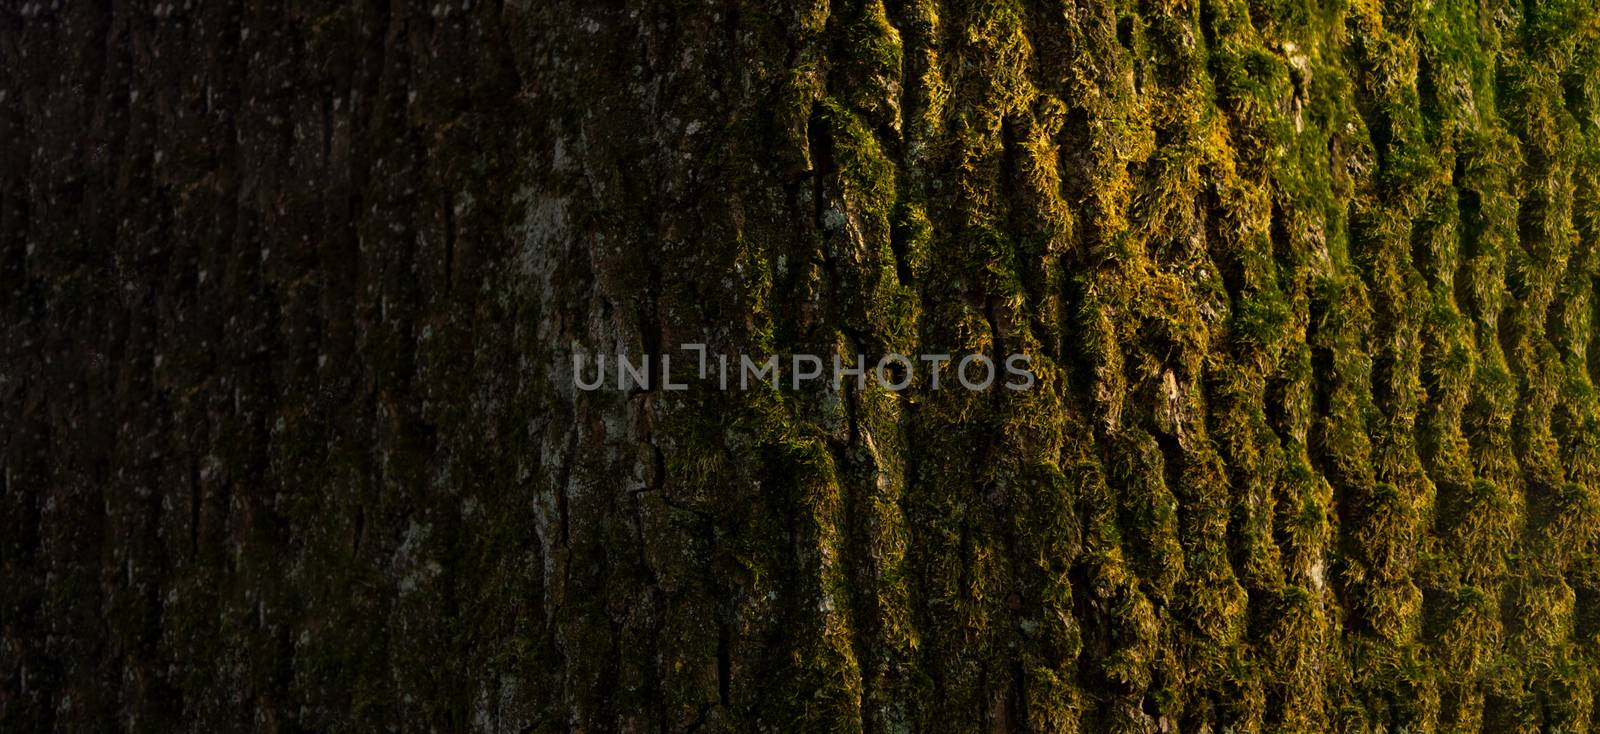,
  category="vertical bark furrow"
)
[6,1,1600,732]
